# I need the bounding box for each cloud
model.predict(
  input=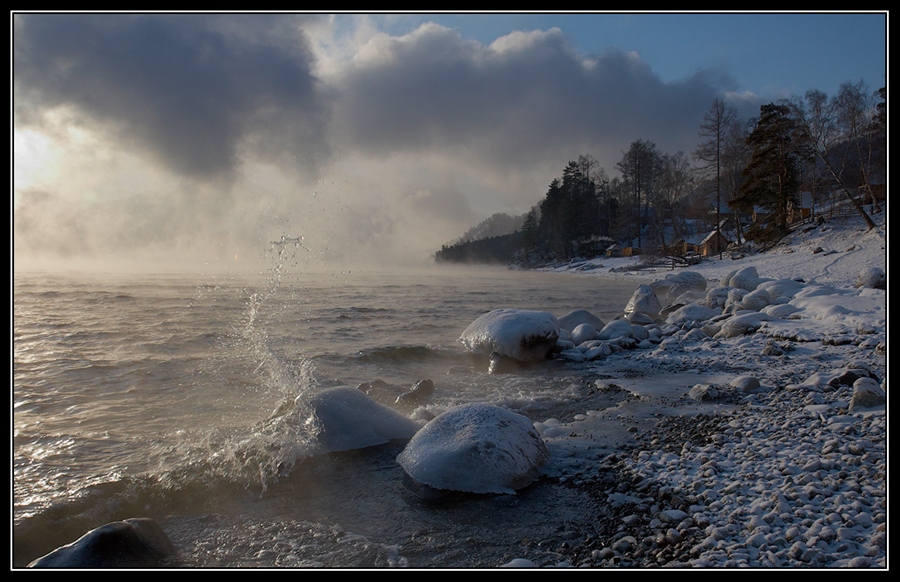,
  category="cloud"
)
[13,15,756,271]
[13,13,329,182]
